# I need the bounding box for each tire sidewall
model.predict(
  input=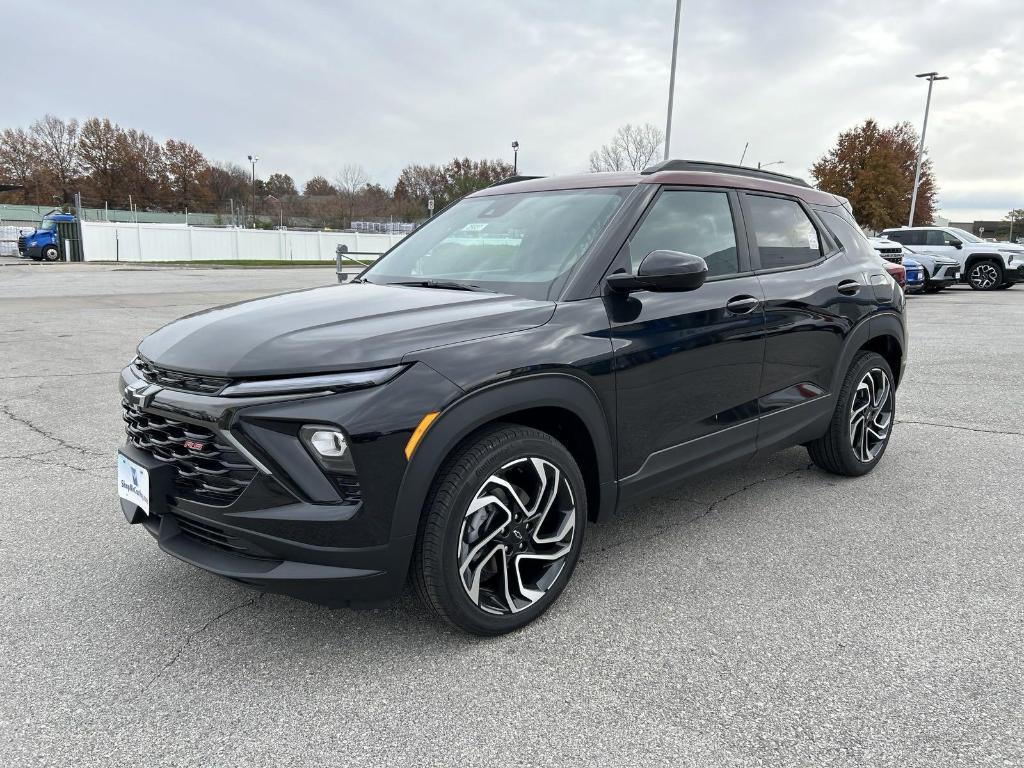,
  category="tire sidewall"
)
[434,432,587,635]
[43,246,59,261]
